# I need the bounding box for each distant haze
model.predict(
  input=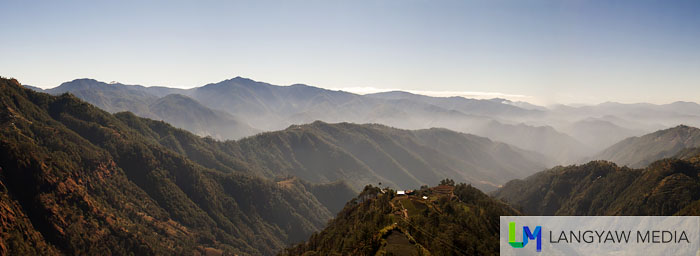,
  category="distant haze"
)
[2,0,700,105]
